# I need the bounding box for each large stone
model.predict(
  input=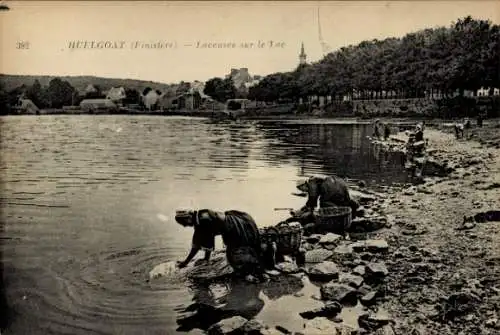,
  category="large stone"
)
[241,319,267,334]
[442,291,481,318]
[260,328,283,335]
[305,248,334,263]
[320,283,358,304]
[319,233,343,245]
[358,311,393,330]
[351,240,389,253]
[303,317,339,334]
[350,190,377,205]
[350,218,387,233]
[208,316,248,335]
[373,325,396,335]
[330,245,355,264]
[365,262,389,278]
[306,234,323,244]
[353,265,366,276]
[299,301,342,319]
[360,291,378,306]
[339,273,364,288]
[307,261,340,281]
[275,261,300,274]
